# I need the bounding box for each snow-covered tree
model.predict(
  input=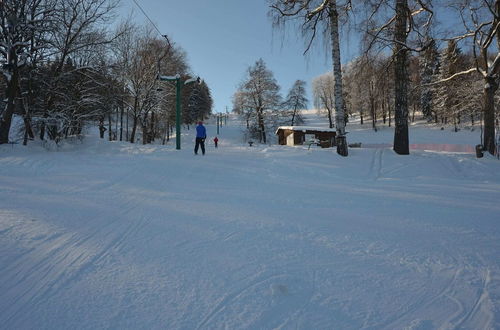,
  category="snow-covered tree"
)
[0,0,55,144]
[432,40,467,130]
[419,40,440,121]
[443,0,500,154]
[35,0,119,142]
